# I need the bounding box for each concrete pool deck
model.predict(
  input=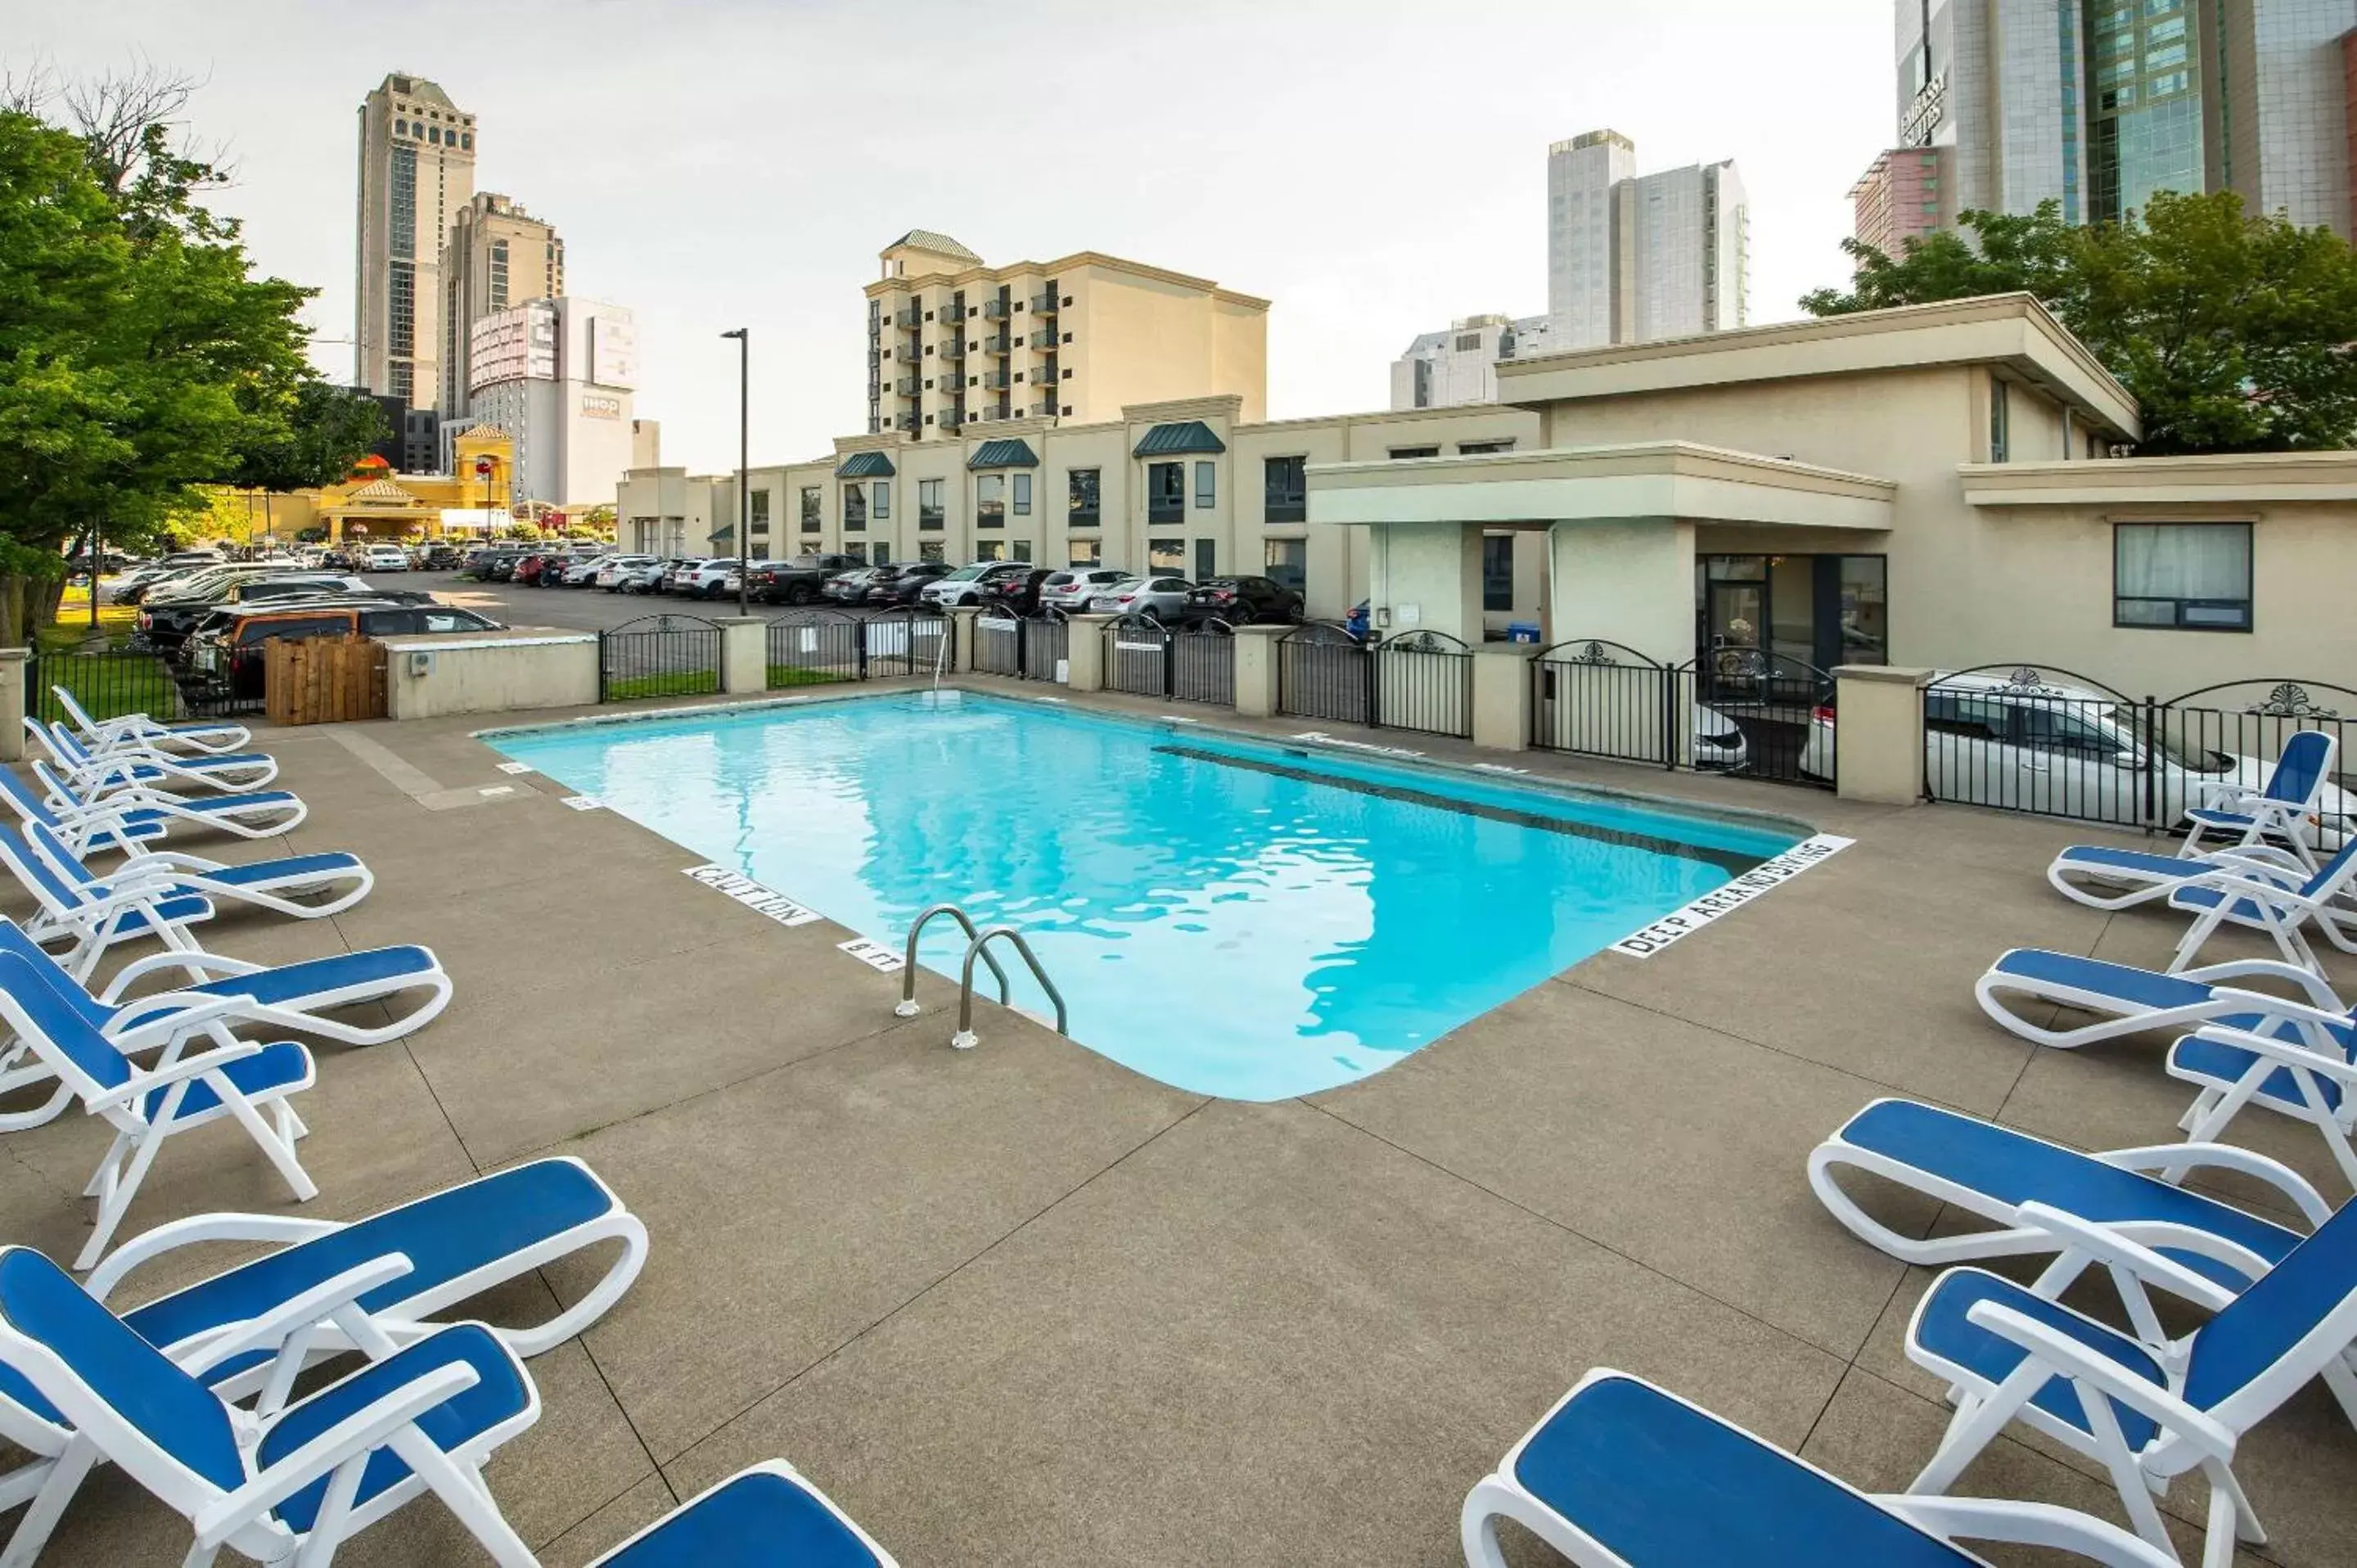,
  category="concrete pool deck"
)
[3,677,2351,1566]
